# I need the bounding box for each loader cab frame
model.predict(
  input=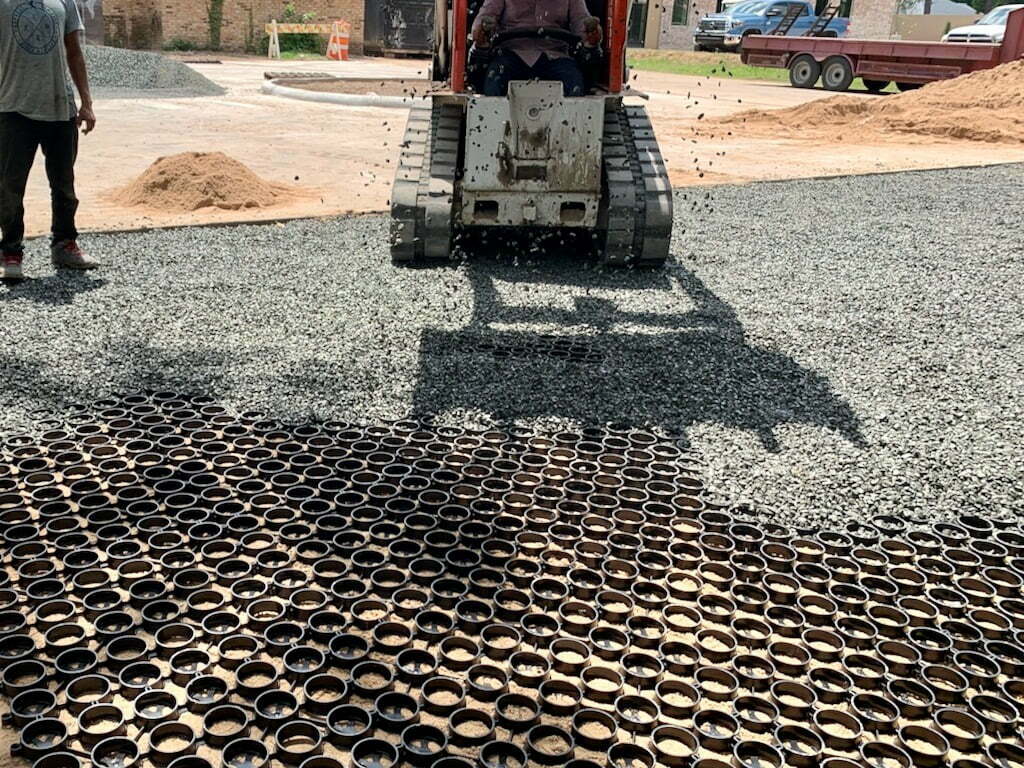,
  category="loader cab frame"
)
[431,0,633,93]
